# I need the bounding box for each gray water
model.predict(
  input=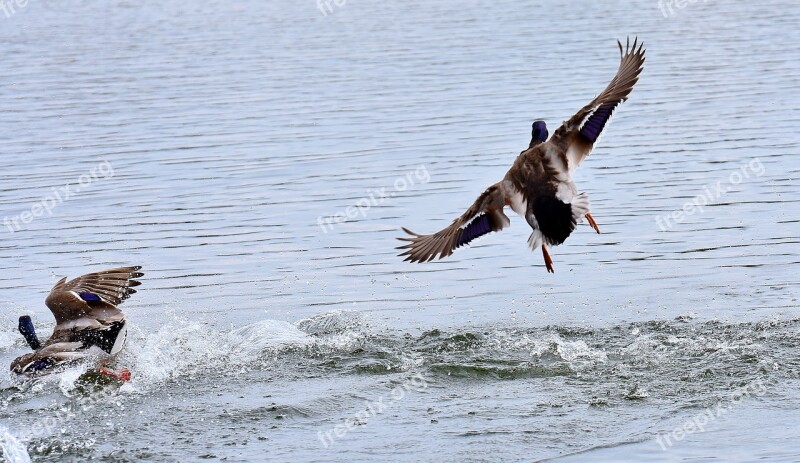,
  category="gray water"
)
[1,0,799,461]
